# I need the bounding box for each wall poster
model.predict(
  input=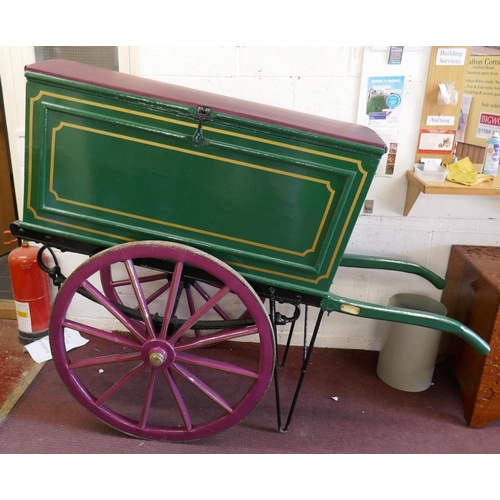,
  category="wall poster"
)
[365,76,404,175]
[365,76,404,127]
